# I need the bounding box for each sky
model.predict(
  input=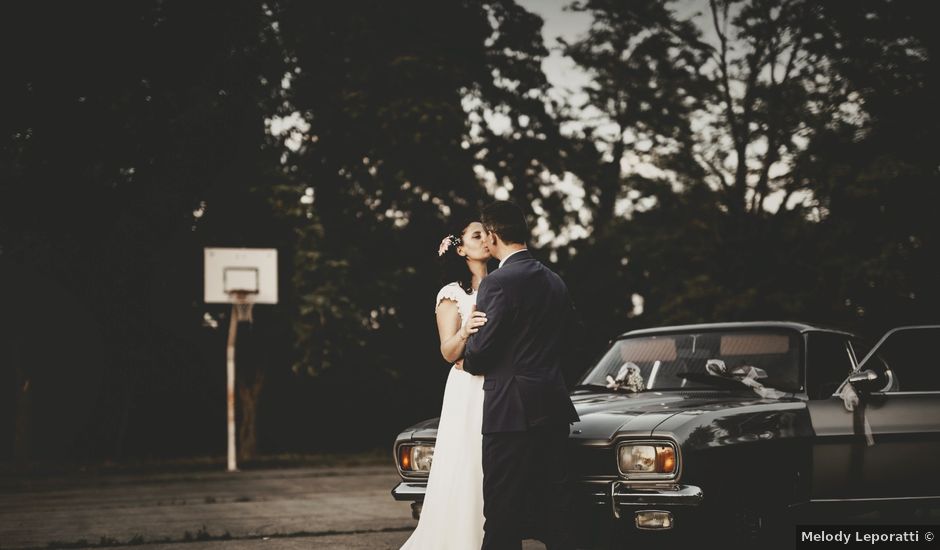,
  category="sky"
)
[515,0,594,105]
